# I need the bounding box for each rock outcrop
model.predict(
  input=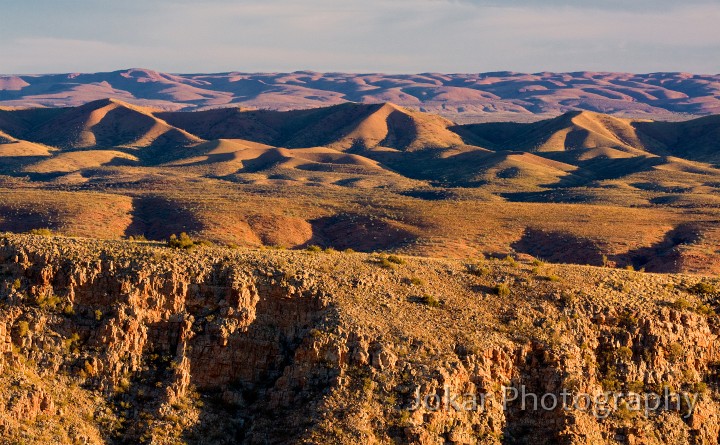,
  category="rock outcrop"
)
[1,234,719,444]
